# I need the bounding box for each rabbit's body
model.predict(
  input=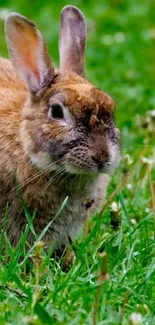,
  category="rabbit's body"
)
[0,6,120,255]
[0,58,109,249]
